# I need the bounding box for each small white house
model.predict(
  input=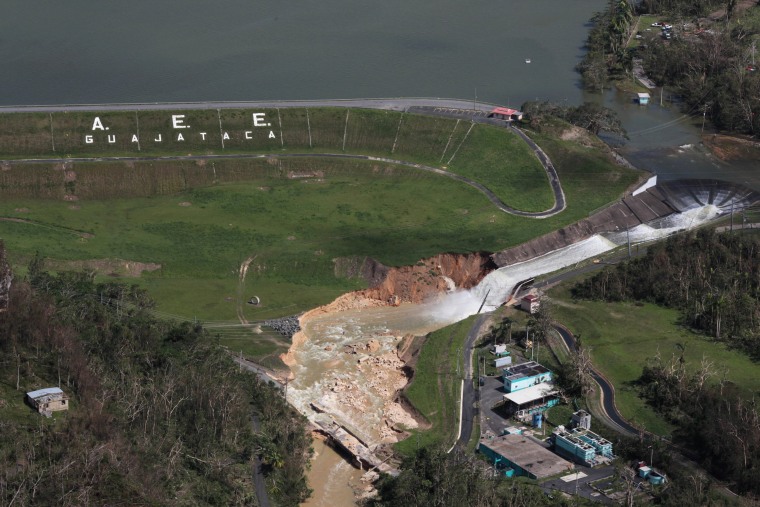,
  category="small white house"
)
[491,344,508,356]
